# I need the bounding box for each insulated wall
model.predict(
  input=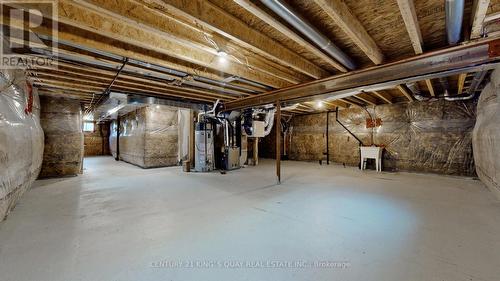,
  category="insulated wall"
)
[110,105,180,168]
[39,96,84,178]
[84,122,111,156]
[0,69,44,221]
[473,68,500,199]
[268,99,476,176]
